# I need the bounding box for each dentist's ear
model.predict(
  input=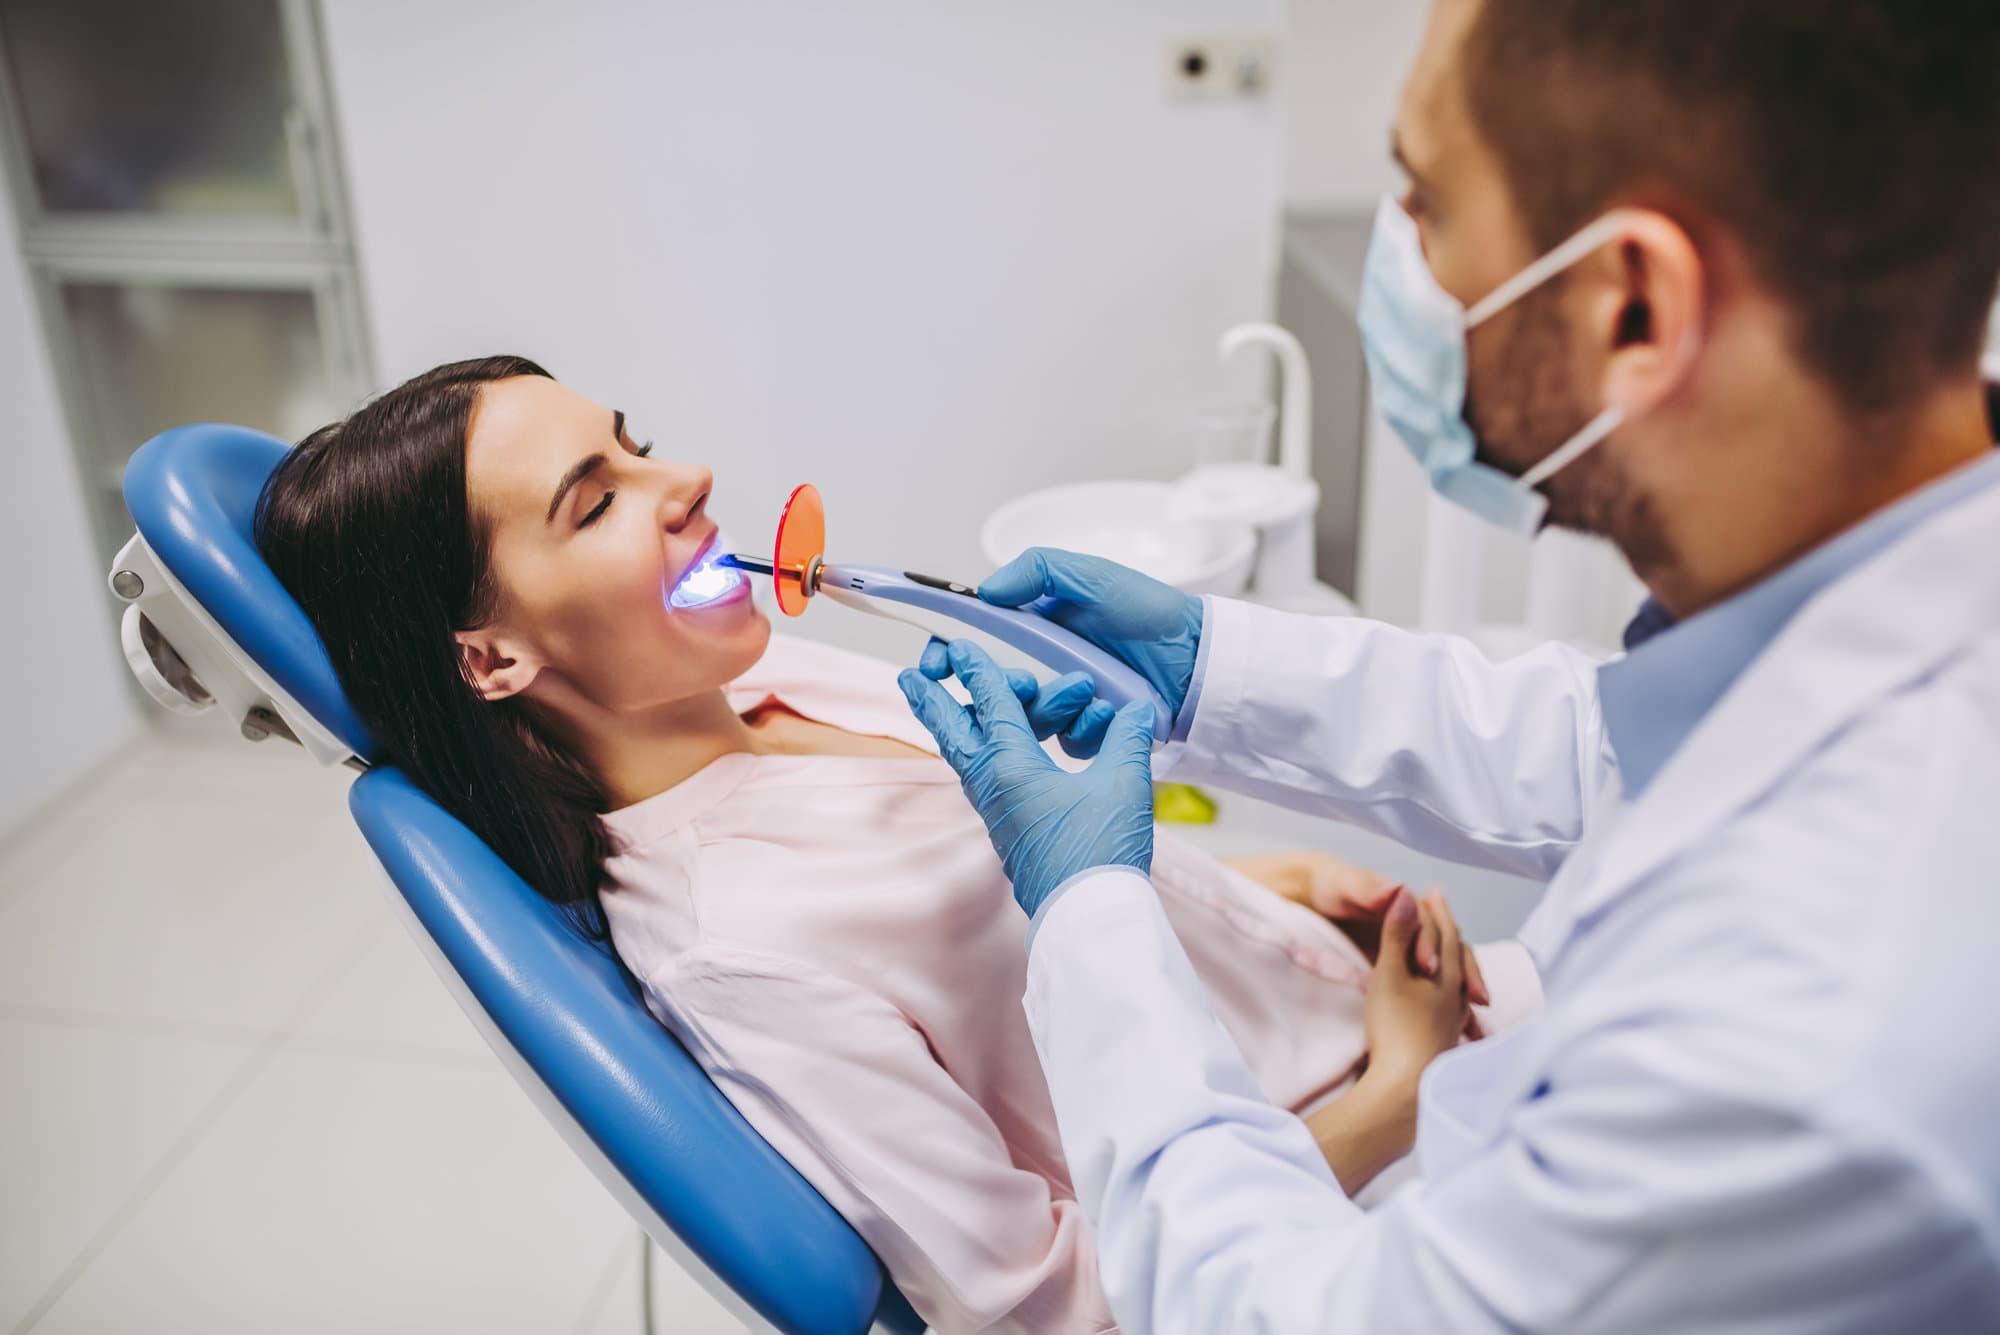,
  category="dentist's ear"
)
[1592,210,1705,420]
[453,628,543,701]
